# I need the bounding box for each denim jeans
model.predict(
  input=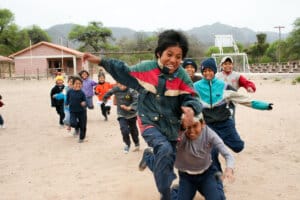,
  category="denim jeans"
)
[207,118,244,171]
[63,110,70,126]
[118,117,139,147]
[142,127,177,200]
[172,165,225,200]
[86,96,94,109]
